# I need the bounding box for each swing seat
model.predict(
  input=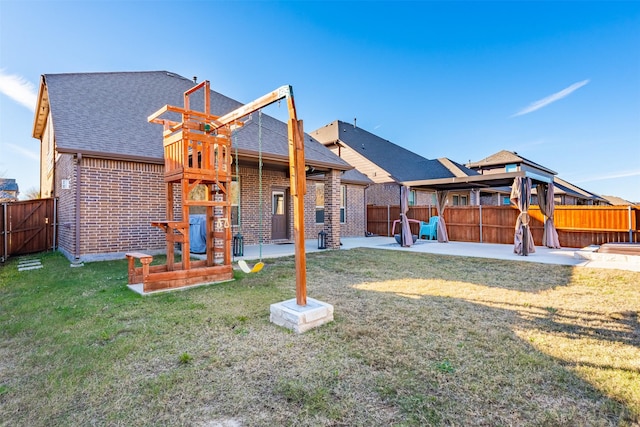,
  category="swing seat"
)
[238,259,264,274]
